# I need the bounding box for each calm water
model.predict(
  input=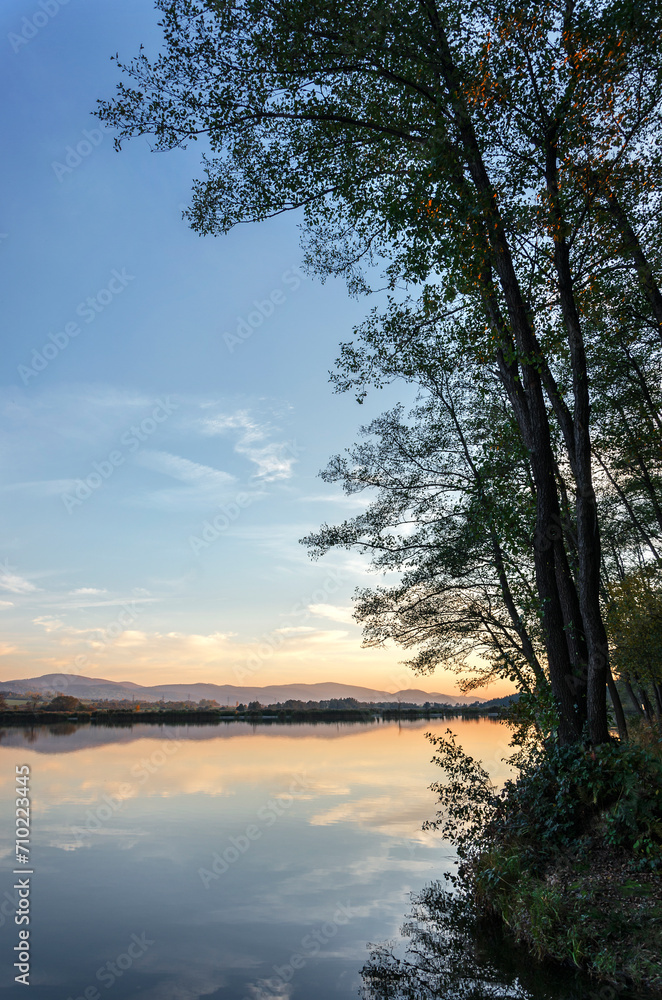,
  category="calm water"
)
[0,718,637,998]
